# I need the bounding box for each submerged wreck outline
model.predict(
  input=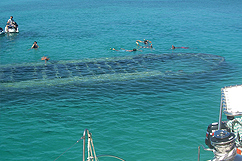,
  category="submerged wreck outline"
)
[0,53,225,88]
